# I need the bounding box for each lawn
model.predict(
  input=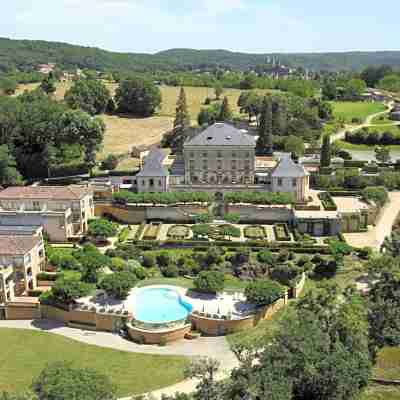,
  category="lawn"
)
[370,113,396,125]
[358,385,400,400]
[373,347,400,381]
[331,101,386,124]
[0,328,189,396]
